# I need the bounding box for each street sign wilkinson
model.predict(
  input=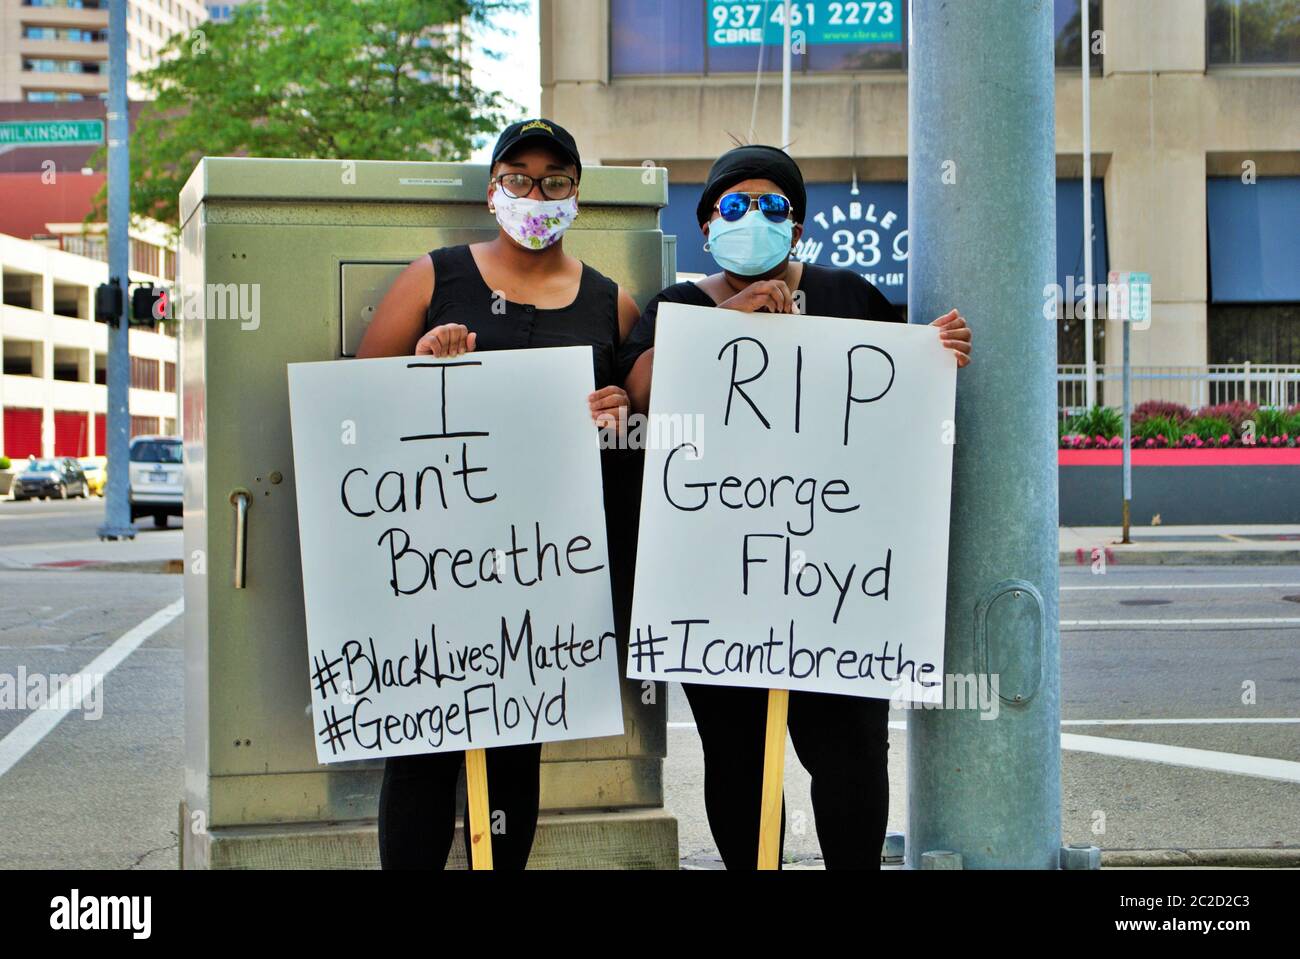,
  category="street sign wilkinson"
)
[0,119,105,153]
